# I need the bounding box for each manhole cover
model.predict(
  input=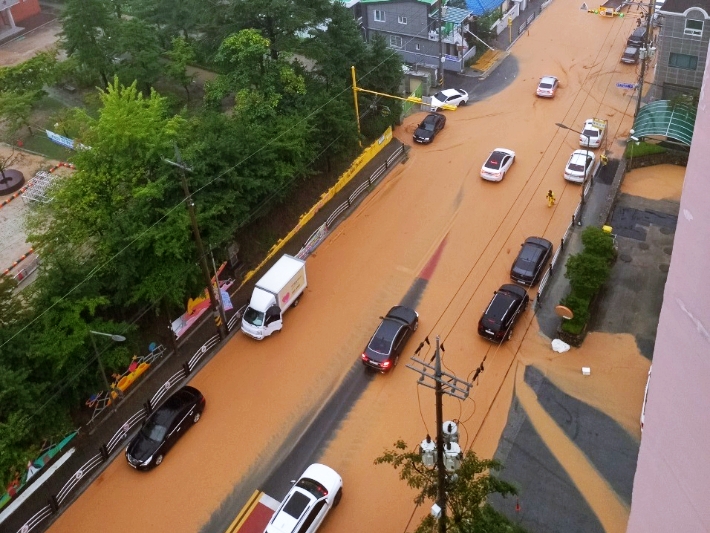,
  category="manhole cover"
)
[660,227,673,235]
[638,242,649,250]
[659,264,670,273]
[619,253,632,262]
[664,246,673,255]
